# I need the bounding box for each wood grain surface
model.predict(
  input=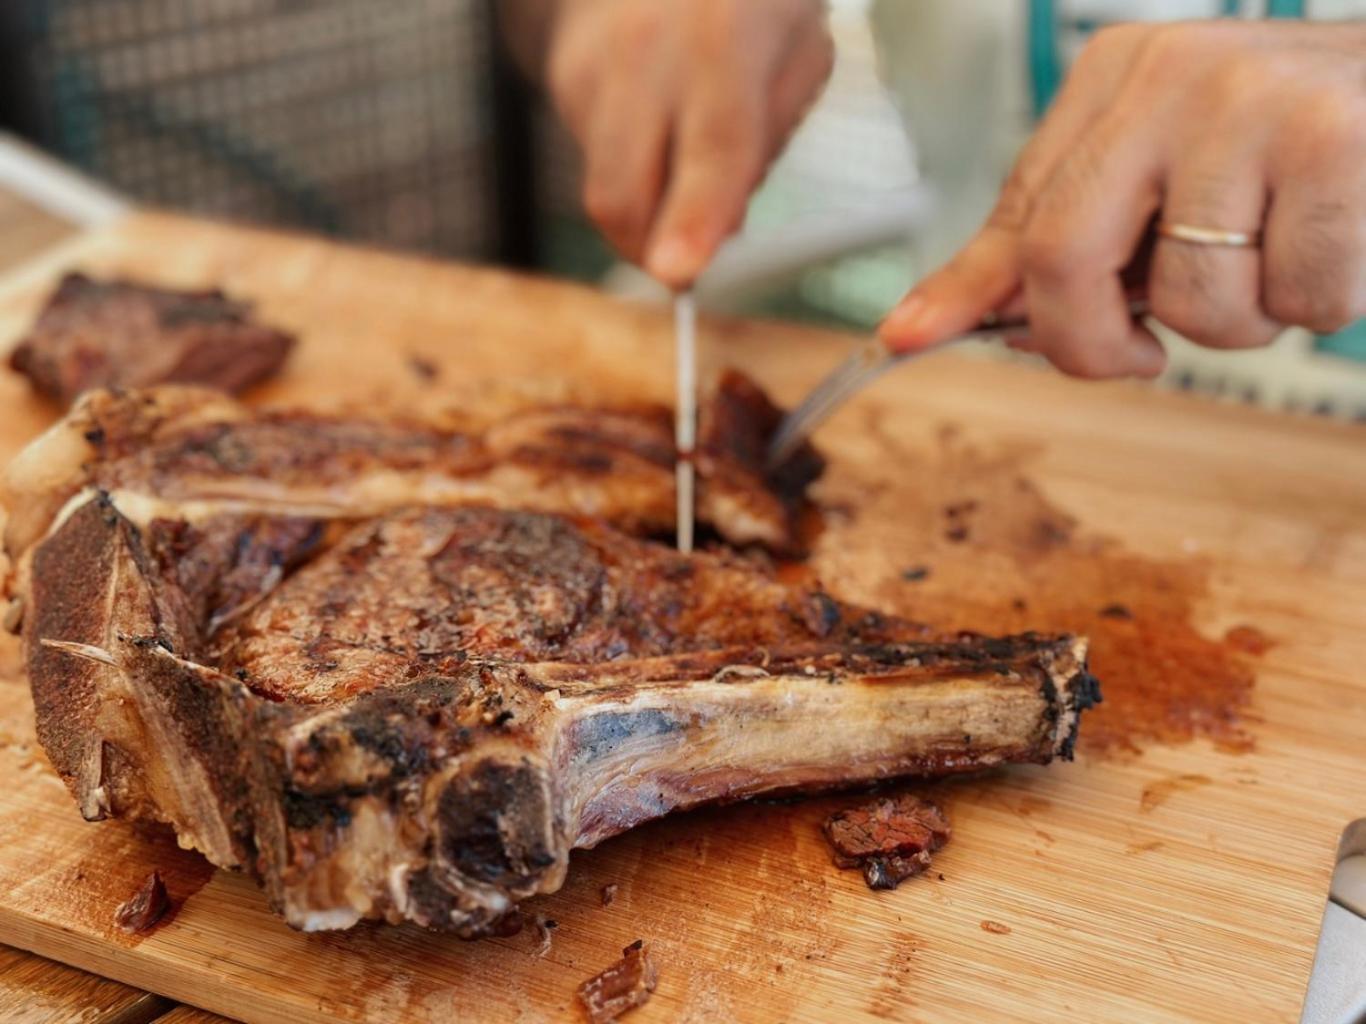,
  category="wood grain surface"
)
[0,212,1363,1024]
[0,944,171,1024]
